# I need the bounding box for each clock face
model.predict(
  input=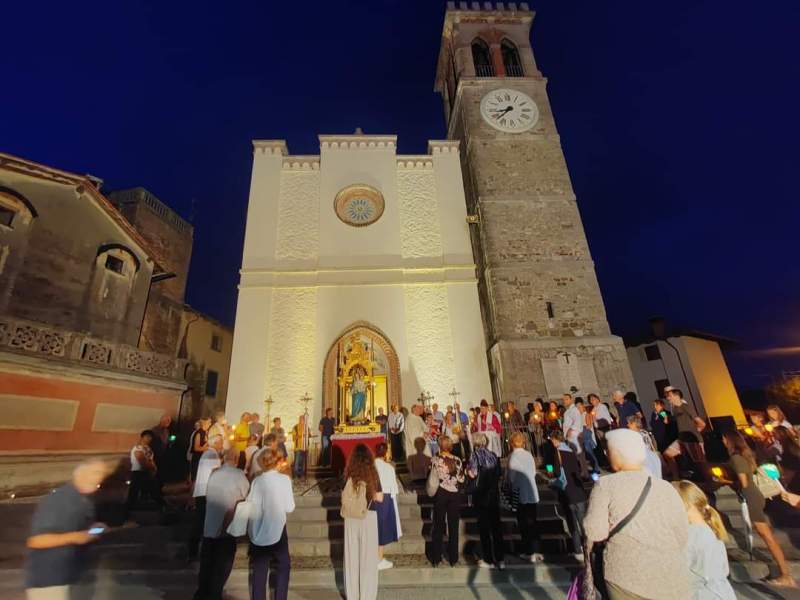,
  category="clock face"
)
[480,89,539,133]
